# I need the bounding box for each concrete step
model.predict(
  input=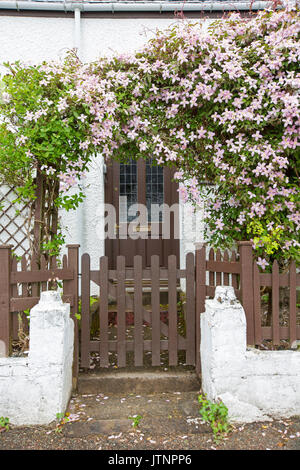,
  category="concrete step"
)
[66,390,208,437]
[78,369,200,395]
[64,416,209,438]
